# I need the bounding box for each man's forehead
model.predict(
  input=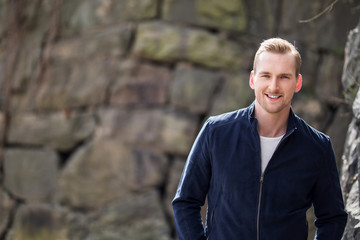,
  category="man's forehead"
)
[257,51,295,60]
[256,52,297,75]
